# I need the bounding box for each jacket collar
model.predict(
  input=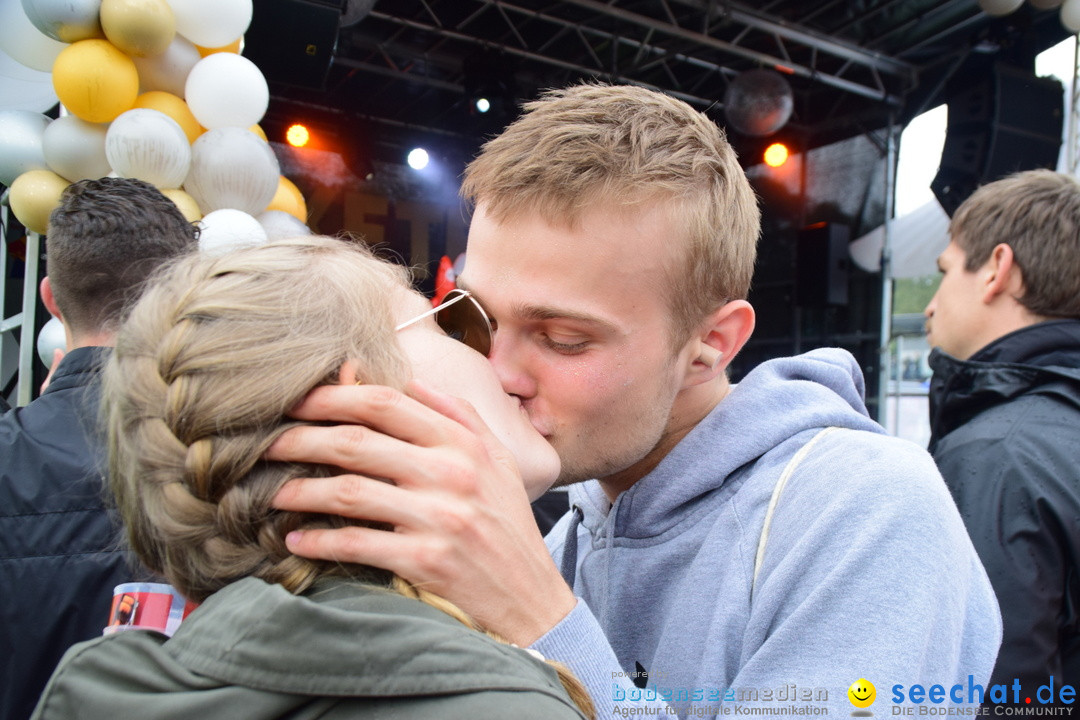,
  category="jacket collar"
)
[41,346,111,395]
[928,320,1080,450]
